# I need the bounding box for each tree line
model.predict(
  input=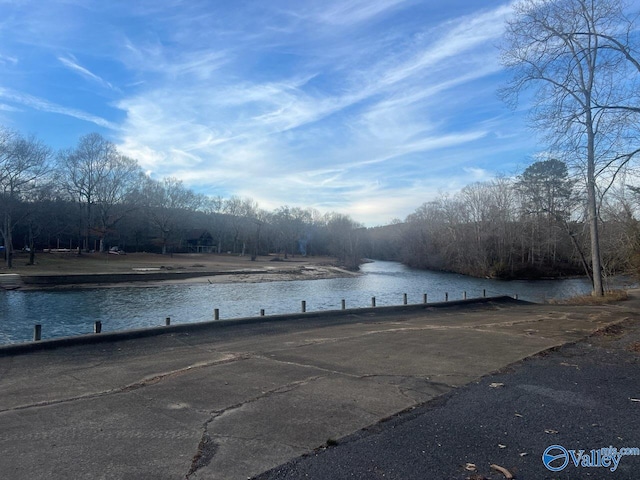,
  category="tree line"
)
[365,159,640,281]
[2,0,640,296]
[1,125,639,283]
[0,129,363,269]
